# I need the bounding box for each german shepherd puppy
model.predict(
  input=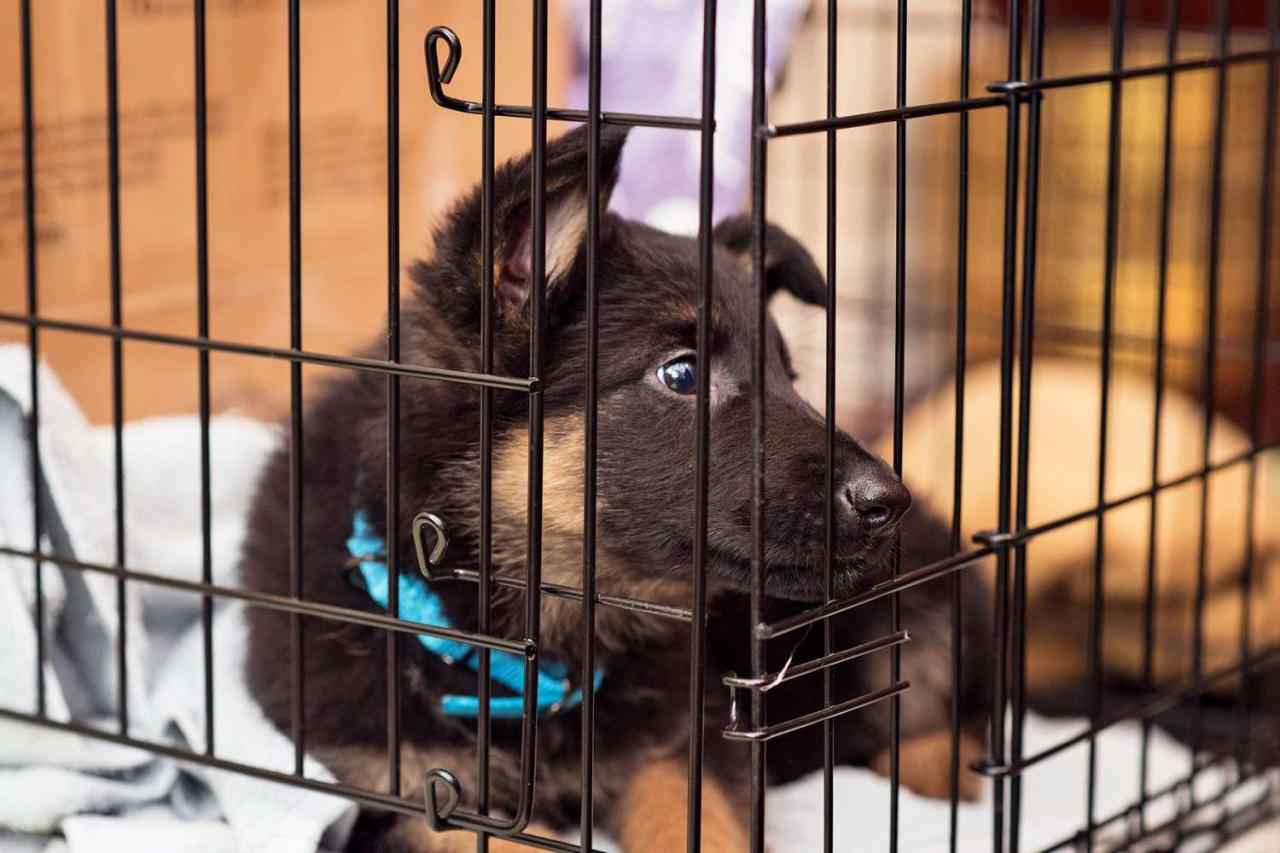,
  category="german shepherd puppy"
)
[241,125,988,852]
